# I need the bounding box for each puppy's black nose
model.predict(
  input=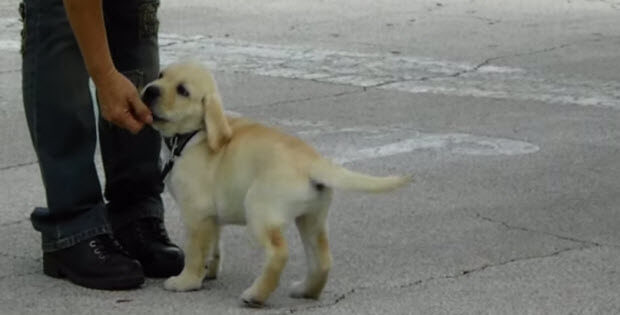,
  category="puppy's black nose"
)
[142,85,161,108]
